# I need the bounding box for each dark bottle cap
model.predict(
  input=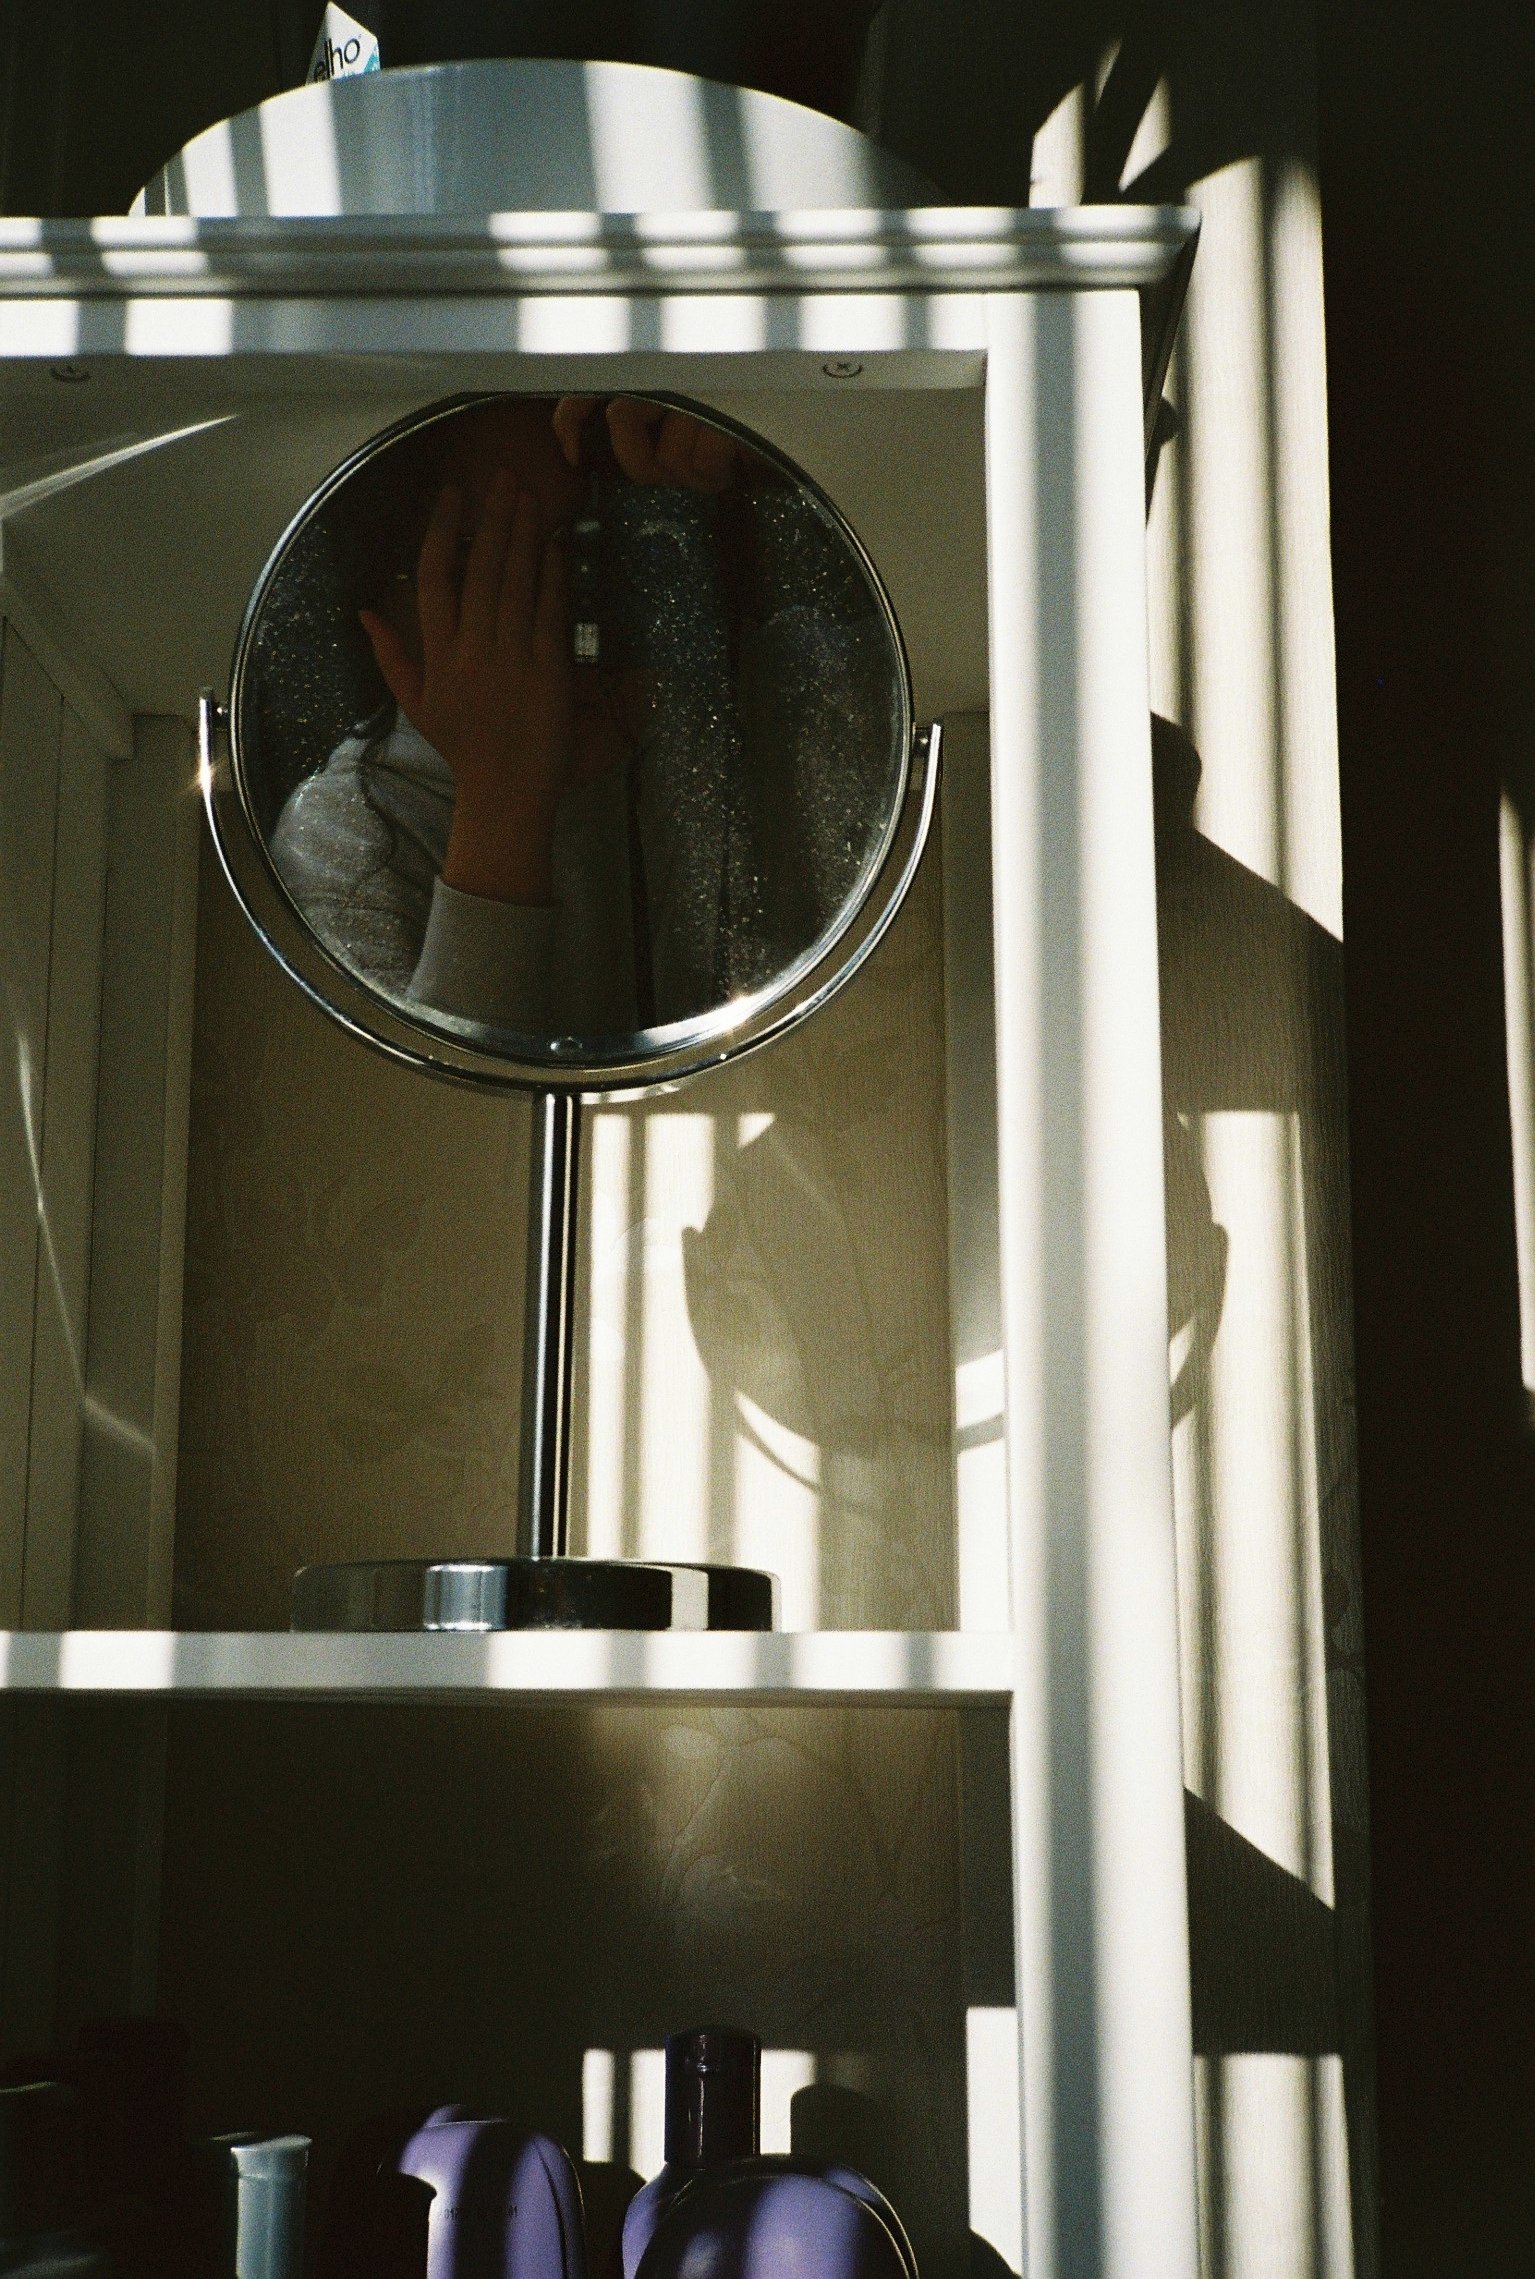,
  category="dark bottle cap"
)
[663,2030,760,2169]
